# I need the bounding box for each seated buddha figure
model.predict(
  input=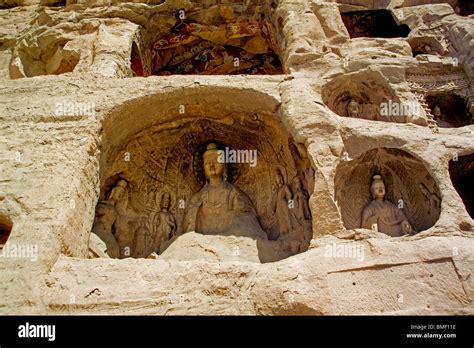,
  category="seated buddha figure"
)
[361,175,412,237]
[183,143,267,240]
